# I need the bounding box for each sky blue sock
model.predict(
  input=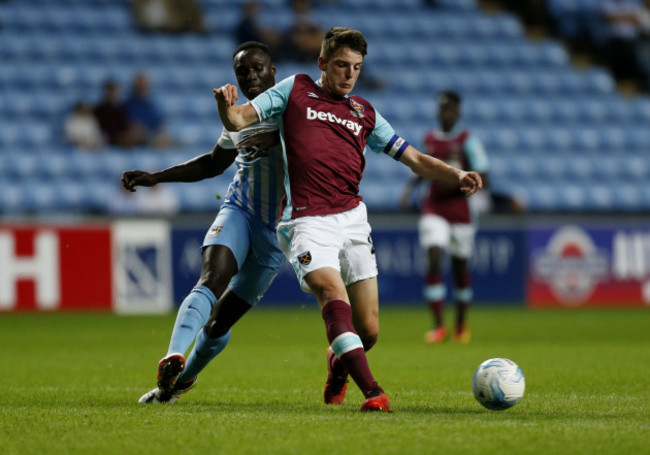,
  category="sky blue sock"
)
[166,286,216,357]
[178,328,231,382]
